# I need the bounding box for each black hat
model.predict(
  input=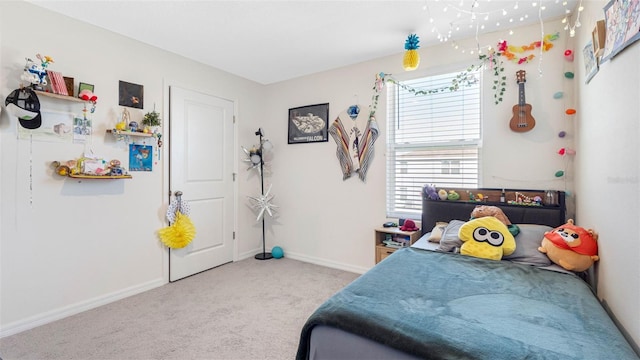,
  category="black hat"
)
[5,88,42,129]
